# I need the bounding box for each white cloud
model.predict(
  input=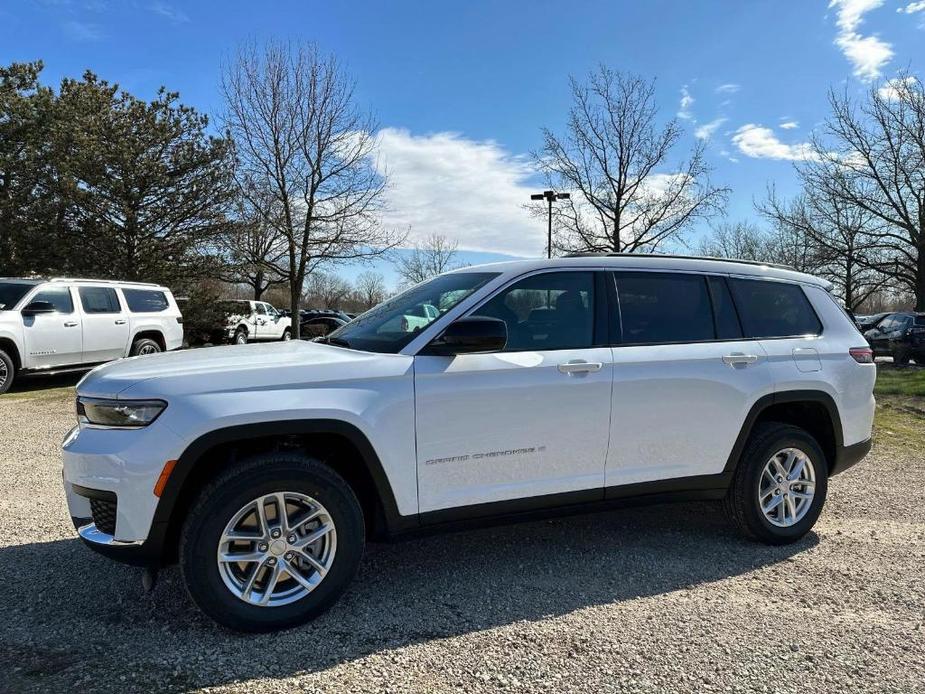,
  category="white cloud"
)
[877,75,915,99]
[149,2,190,23]
[731,124,818,161]
[828,0,893,80]
[715,83,740,94]
[373,128,541,256]
[779,120,799,129]
[62,19,103,41]
[678,85,695,120]
[897,1,925,13]
[694,117,727,139]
